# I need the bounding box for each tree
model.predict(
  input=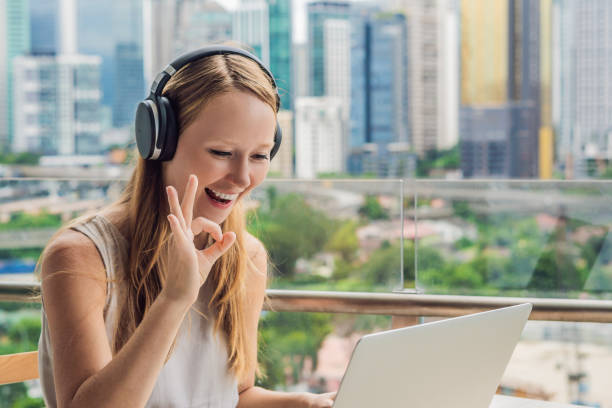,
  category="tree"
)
[358,195,389,220]
[249,194,334,278]
[325,220,359,263]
